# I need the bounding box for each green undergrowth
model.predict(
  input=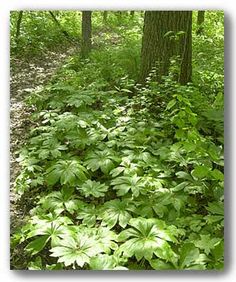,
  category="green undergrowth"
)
[11,11,224,270]
[11,54,224,270]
